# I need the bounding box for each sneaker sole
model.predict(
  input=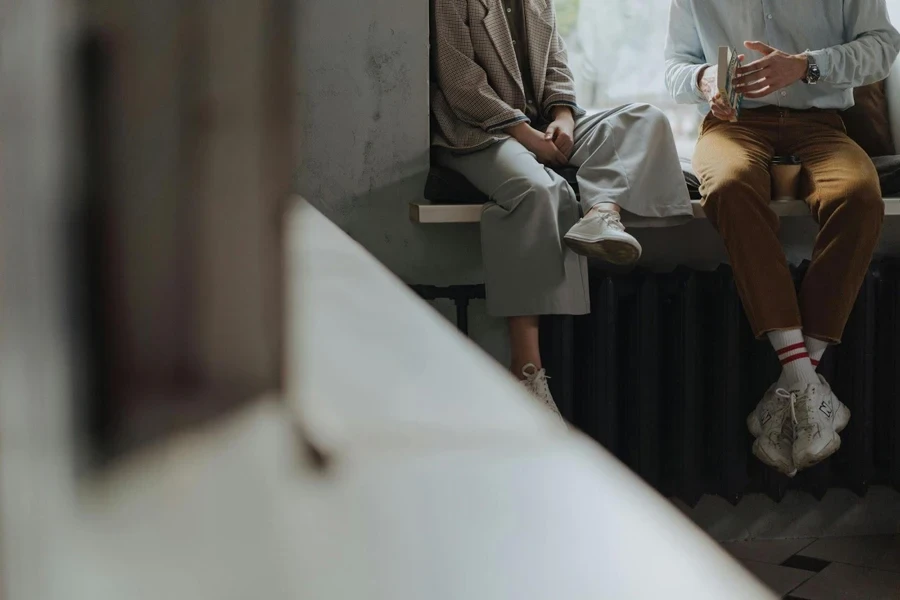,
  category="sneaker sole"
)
[747,414,796,476]
[751,438,797,477]
[795,434,842,471]
[564,236,641,265]
[793,404,849,470]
